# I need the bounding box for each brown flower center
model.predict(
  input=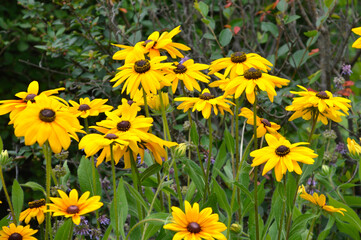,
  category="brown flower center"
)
[187,222,201,233]
[25,94,36,102]
[127,100,134,105]
[199,92,215,100]
[78,104,90,111]
[28,199,46,209]
[9,233,22,240]
[134,60,151,73]
[117,121,131,131]
[261,118,271,127]
[316,91,329,99]
[244,68,262,79]
[275,145,290,156]
[231,52,247,63]
[39,109,56,122]
[105,133,118,139]
[66,205,80,214]
[173,63,187,74]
